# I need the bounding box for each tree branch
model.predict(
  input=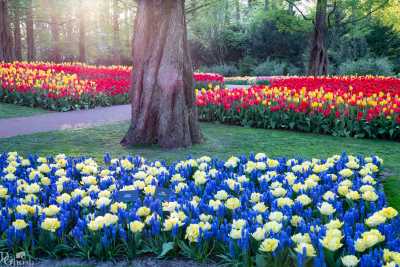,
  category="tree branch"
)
[185,0,219,14]
[327,0,337,28]
[335,0,390,27]
[283,0,313,22]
